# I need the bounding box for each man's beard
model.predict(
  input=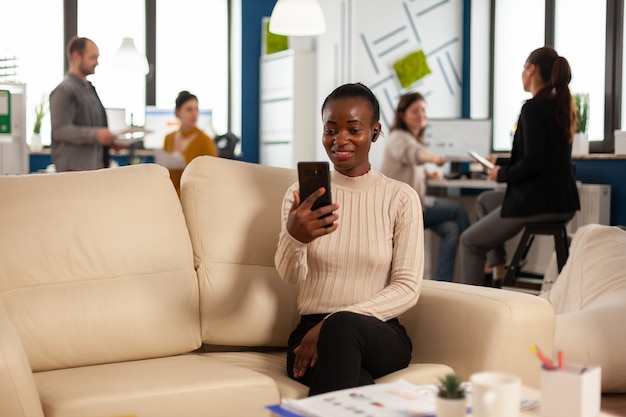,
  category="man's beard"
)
[80,64,94,77]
